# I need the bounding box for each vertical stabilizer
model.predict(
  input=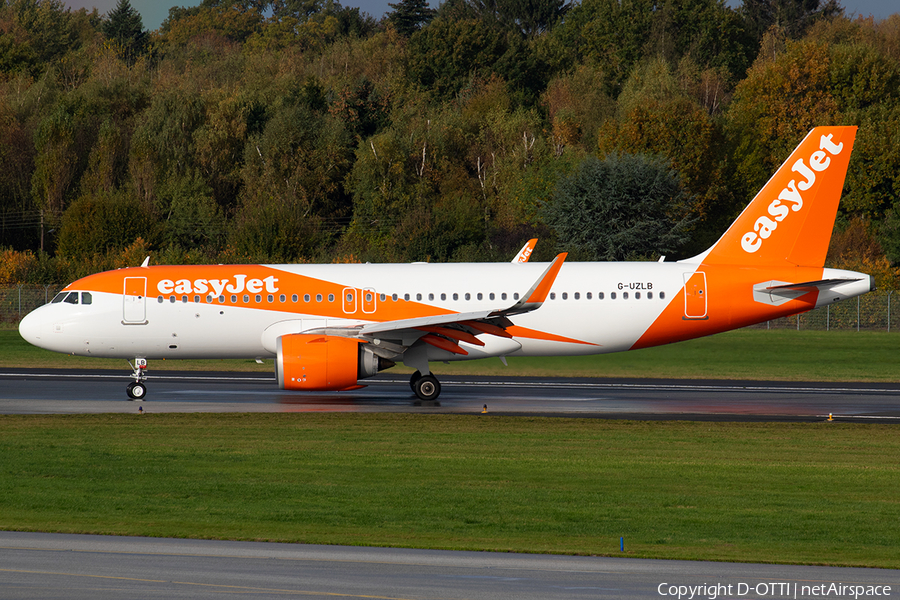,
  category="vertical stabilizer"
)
[695,126,856,267]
